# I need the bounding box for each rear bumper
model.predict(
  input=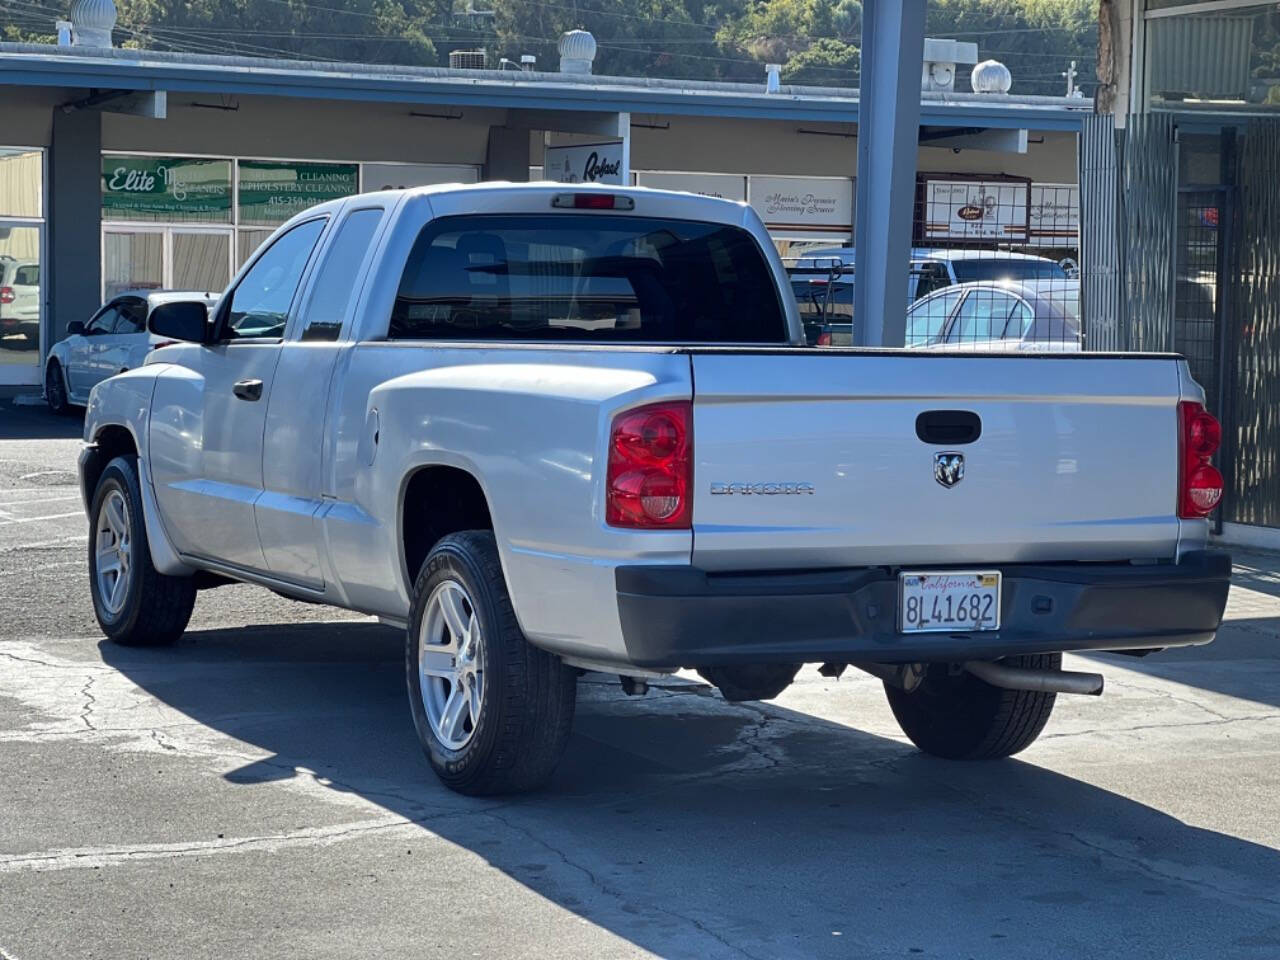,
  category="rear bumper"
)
[615,551,1232,668]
